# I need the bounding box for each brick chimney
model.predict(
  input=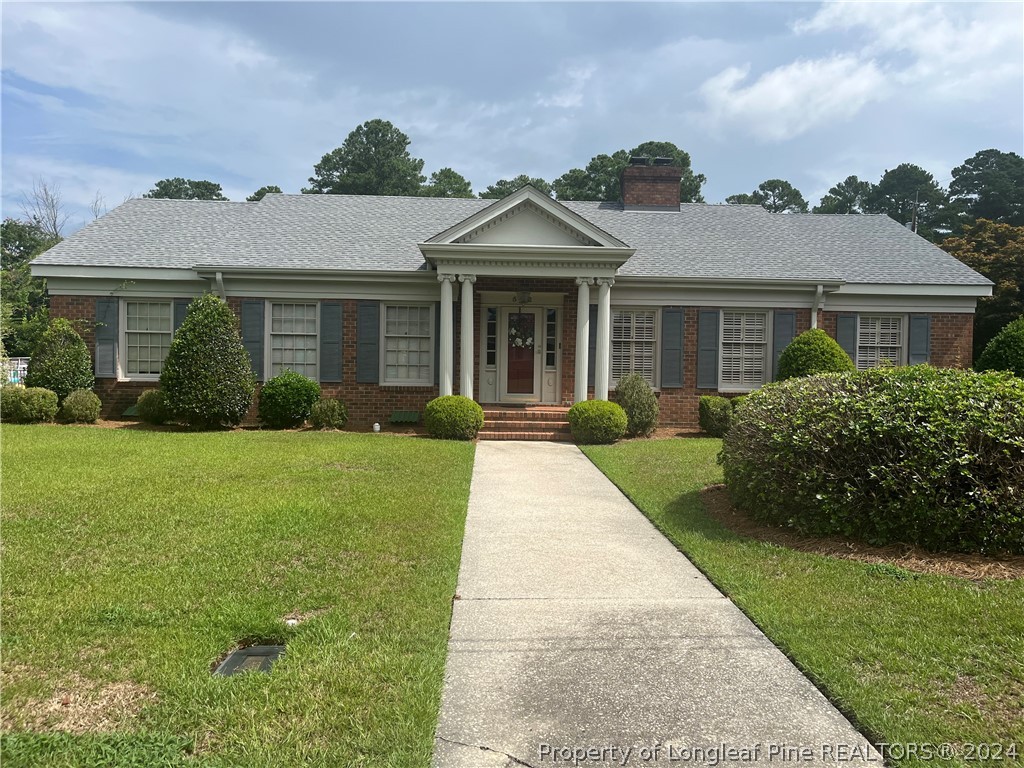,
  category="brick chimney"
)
[620,157,683,210]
